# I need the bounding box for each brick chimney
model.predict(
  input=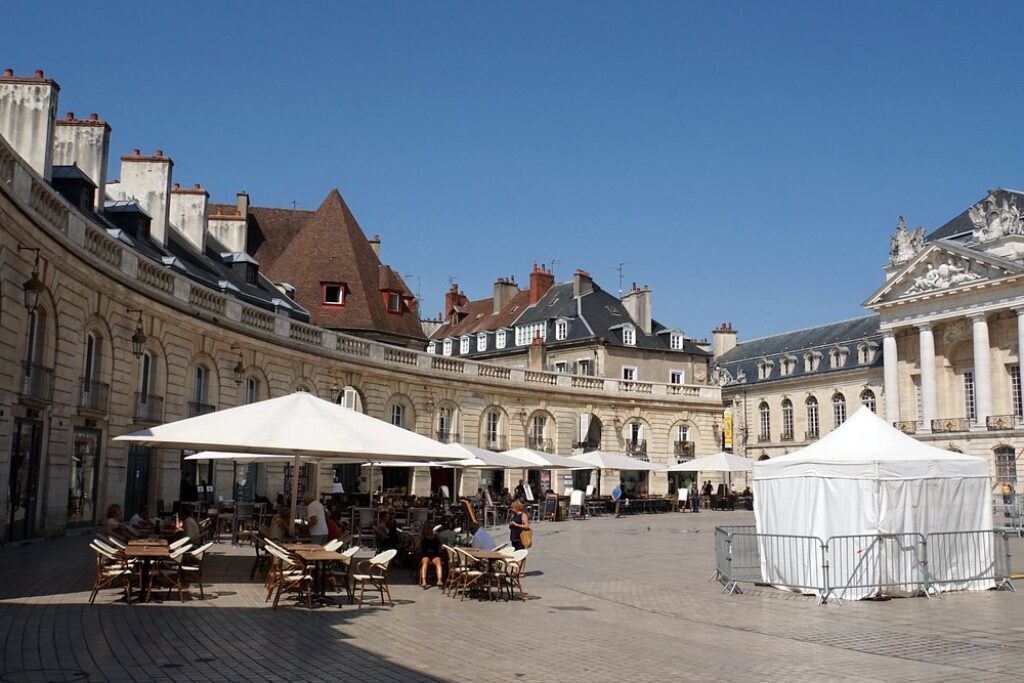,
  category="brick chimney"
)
[116,149,173,247]
[170,183,209,253]
[53,112,111,211]
[528,331,547,371]
[369,234,381,259]
[712,322,738,358]
[444,283,468,321]
[529,263,554,304]
[493,276,518,314]
[573,269,594,299]
[0,69,60,180]
[621,282,652,334]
